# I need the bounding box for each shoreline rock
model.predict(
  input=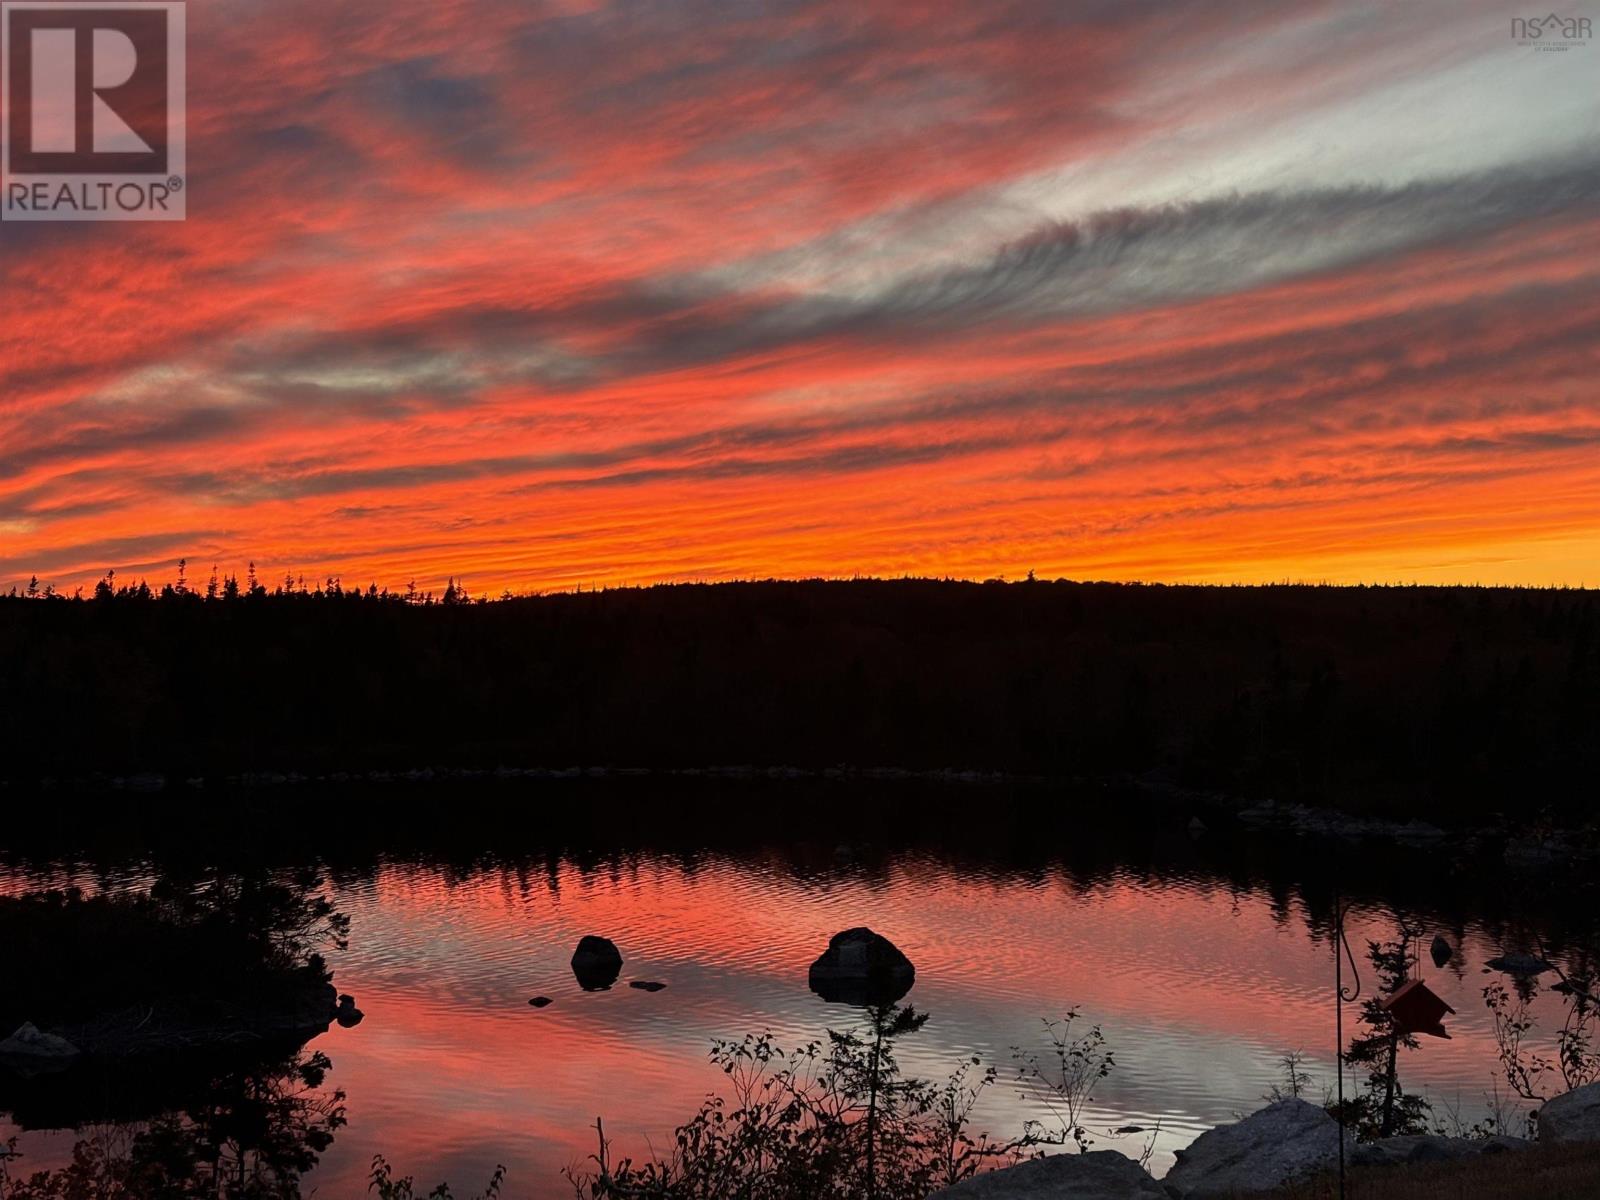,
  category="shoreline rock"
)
[930,1150,1166,1198]
[1539,1081,1600,1144]
[1164,1098,1337,1198]
[1351,1133,1528,1167]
